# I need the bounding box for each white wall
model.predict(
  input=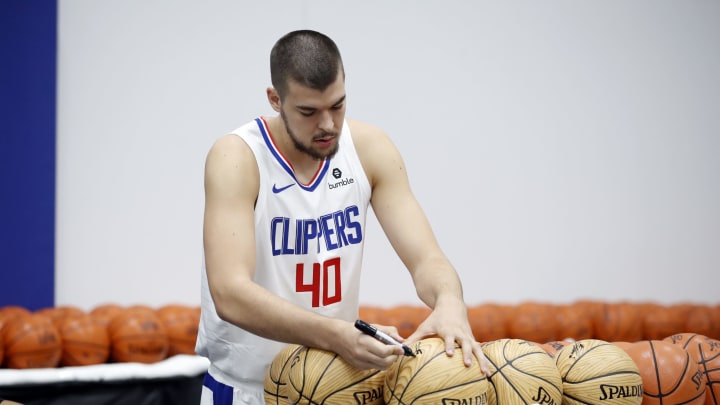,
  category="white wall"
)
[56,1,720,311]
